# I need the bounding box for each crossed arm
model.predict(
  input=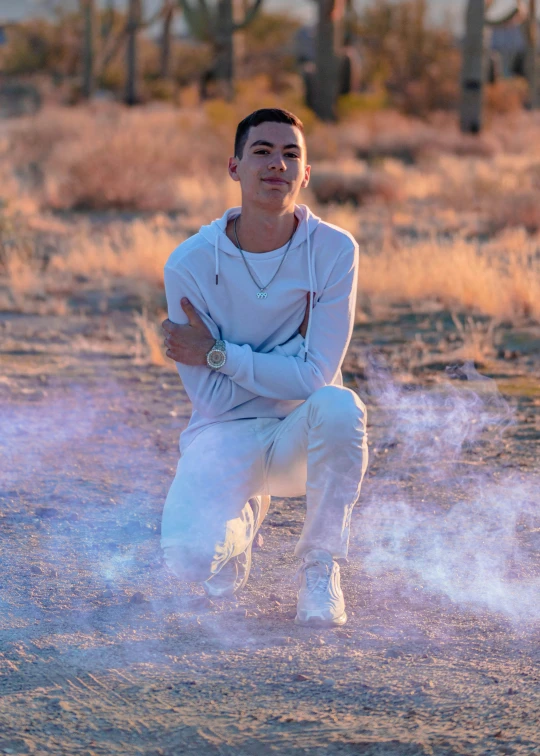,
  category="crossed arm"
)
[162,242,358,419]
